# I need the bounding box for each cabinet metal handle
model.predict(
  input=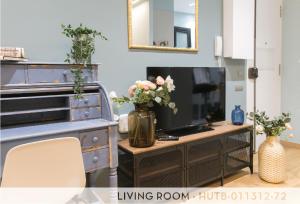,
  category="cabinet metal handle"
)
[84,111,89,117]
[84,98,89,104]
[92,136,99,143]
[93,156,98,163]
[63,71,68,82]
